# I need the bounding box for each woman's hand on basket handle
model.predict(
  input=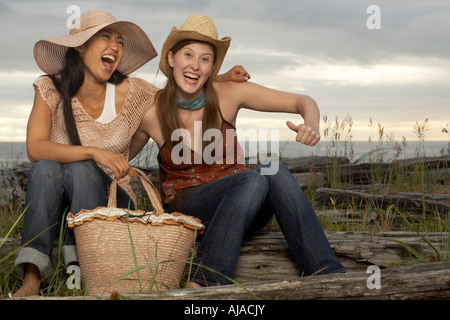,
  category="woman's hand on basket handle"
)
[89,148,130,179]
